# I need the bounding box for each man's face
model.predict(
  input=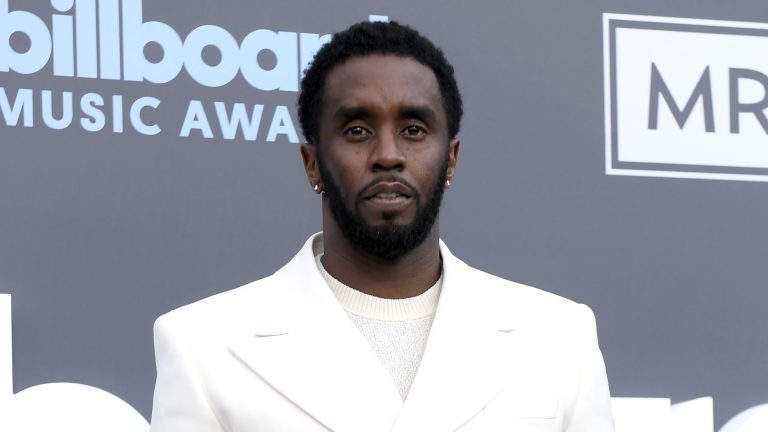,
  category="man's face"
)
[305,54,459,259]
